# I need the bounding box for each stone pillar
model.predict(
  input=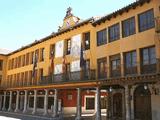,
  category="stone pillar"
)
[23,90,28,113]
[136,49,141,75]
[120,53,124,77]
[95,87,101,120]
[8,91,12,112]
[125,85,131,120]
[2,91,6,111]
[14,91,19,112]
[53,89,58,117]
[43,89,48,116]
[75,88,82,120]
[32,90,37,114]
[107,91,112,120]
[0,95,2,110]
